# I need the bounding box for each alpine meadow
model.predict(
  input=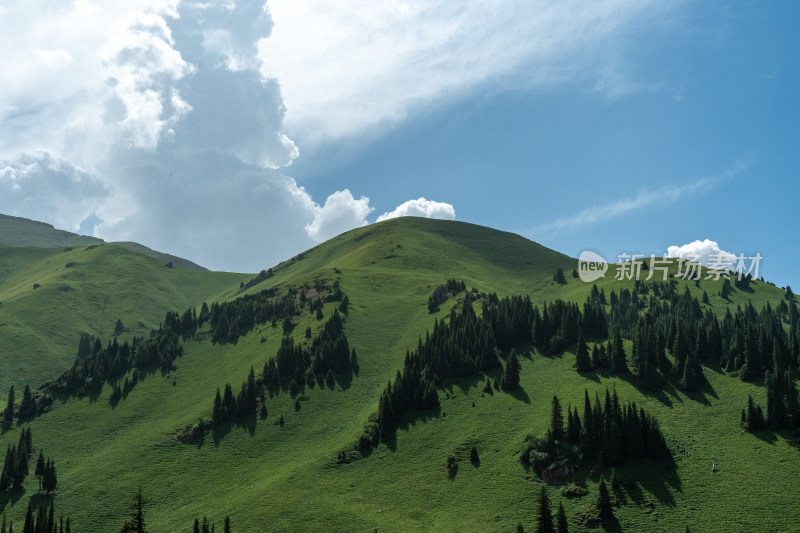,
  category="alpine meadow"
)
[2,1,799,532]
[0,214,797,532]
